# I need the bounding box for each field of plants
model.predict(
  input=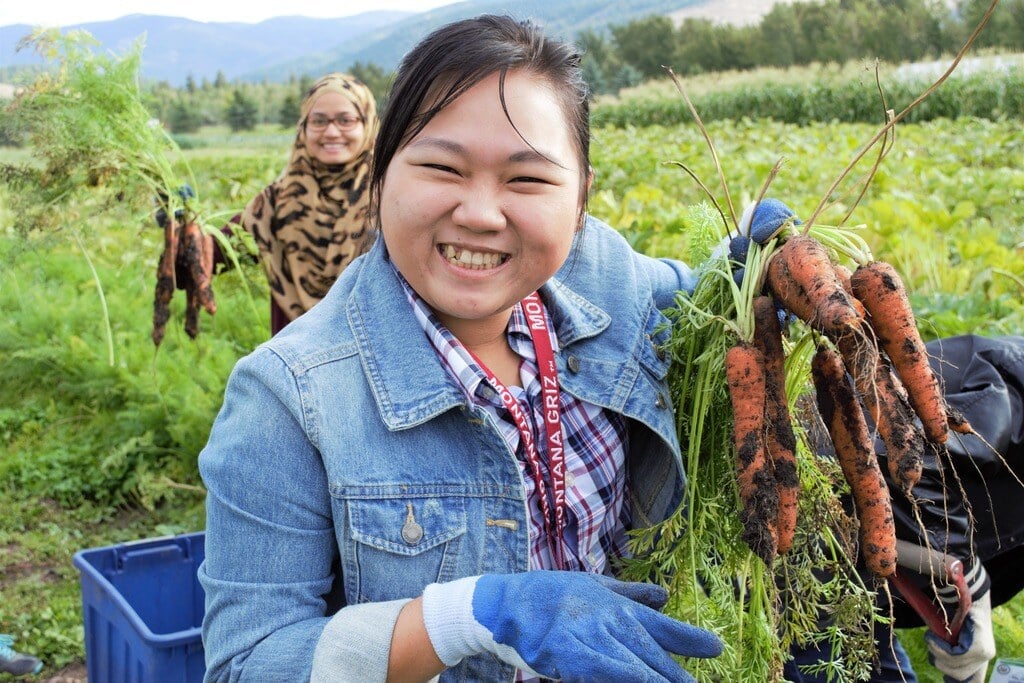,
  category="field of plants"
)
[2,104,1023,680]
